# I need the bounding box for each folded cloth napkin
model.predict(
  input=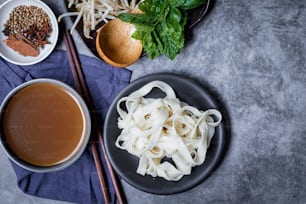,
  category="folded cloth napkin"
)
[0,50,131,204]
